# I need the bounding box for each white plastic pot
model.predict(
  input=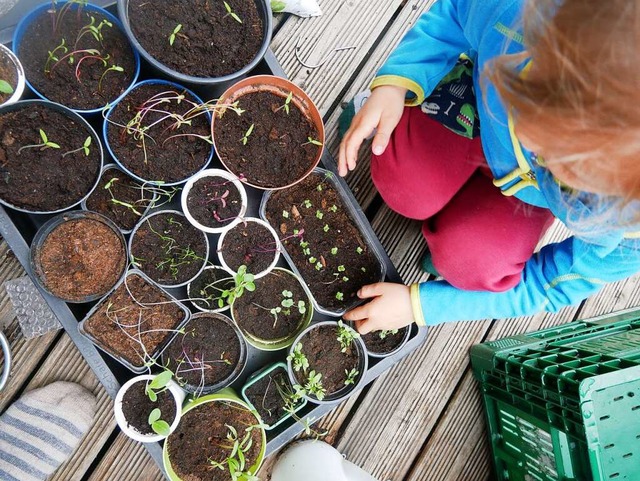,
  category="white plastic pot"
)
[114,374,186,443]
[0,44,25,107]
[186,265,234,314]
[181,168,248,234]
